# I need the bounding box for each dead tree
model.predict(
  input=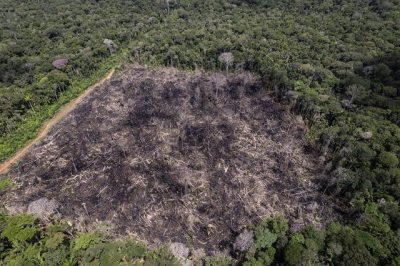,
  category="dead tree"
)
[165,0,170,14]
[218,52,234,73]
